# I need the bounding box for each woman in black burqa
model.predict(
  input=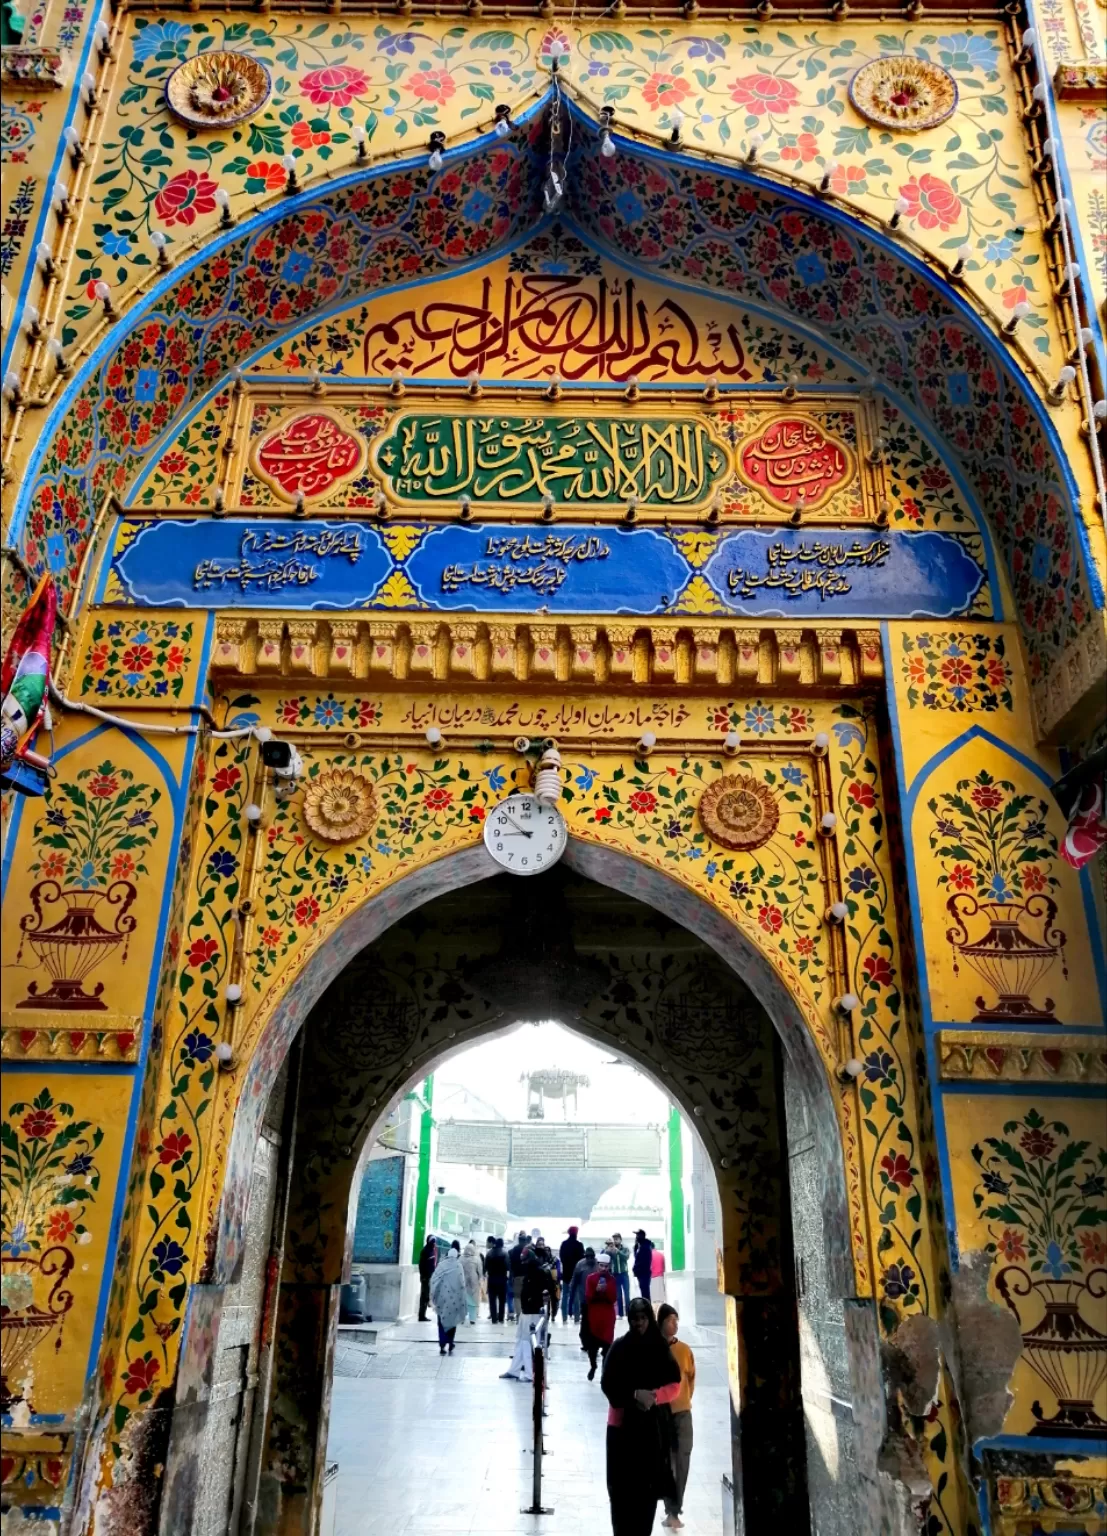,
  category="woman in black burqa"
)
[601,1296,681,1536]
